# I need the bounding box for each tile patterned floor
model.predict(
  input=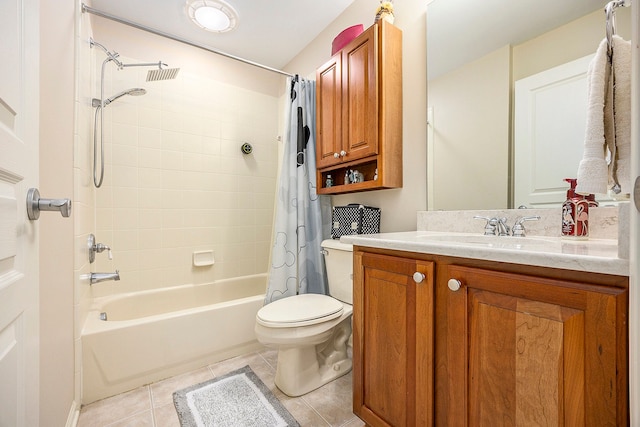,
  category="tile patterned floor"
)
[77,348,365,427]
